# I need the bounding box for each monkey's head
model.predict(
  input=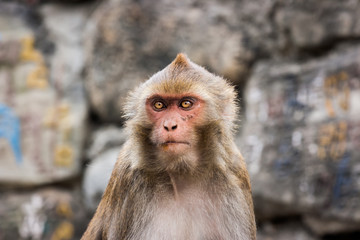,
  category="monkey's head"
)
[124,53,238,174]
